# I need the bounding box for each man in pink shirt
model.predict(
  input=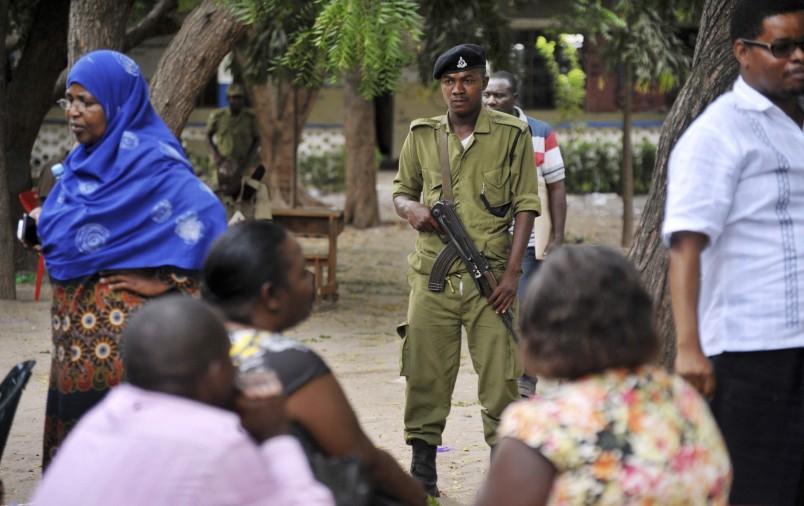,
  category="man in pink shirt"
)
[32,296,334,506]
